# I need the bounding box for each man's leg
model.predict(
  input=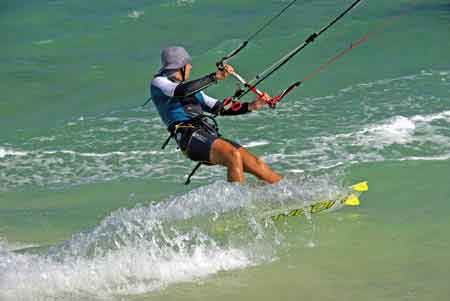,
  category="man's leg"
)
[209,138,245,183]
[209,138,282,184]
[238,147,282,184]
